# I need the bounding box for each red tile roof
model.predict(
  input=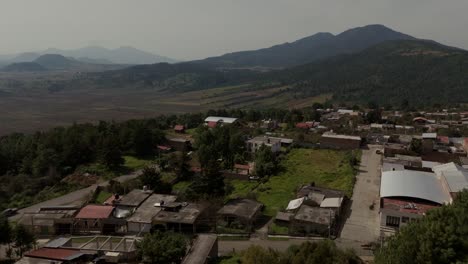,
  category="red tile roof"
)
[207,121,218,128]
[296,122,313,129]
[26,248,82,261]
[437,136,449,144]
[75,205,114,219]
[382,198,438,215]
[174,125,185,131]
[157,145,172,151]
